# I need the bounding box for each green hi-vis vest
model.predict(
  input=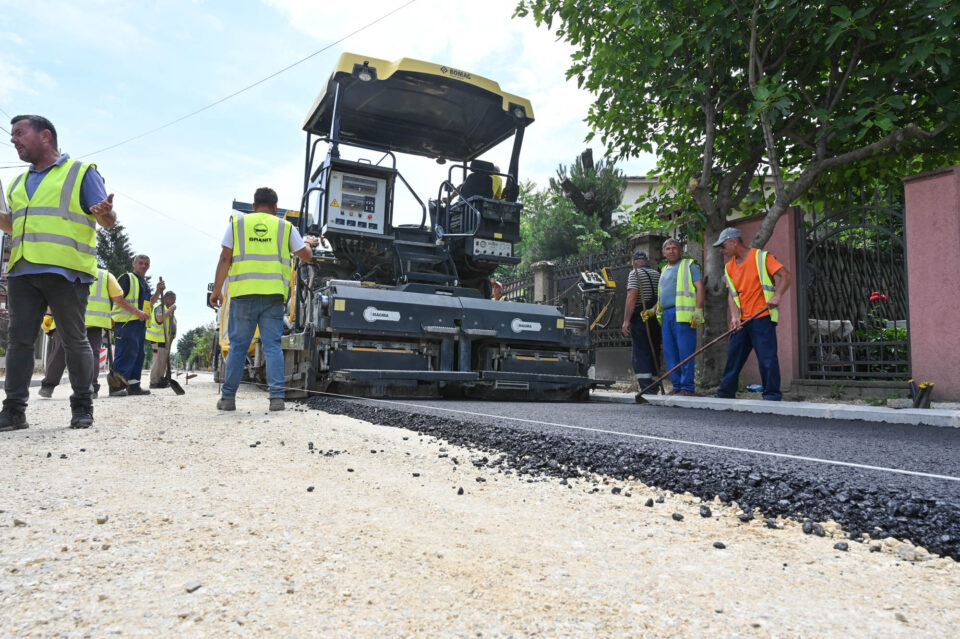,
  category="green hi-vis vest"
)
[6,158,98,276]
[86,269,113,329]
[112,272,145,322]
[227,212,293,301]
[657,258,697,324]
[146,303,171,343]
[725,248,778,323]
